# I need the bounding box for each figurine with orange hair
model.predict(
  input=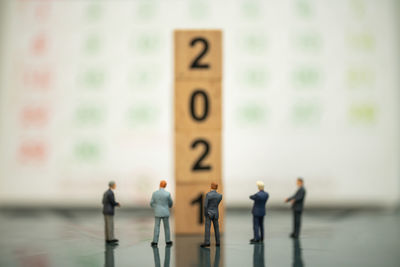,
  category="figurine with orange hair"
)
[150,180,173,247]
